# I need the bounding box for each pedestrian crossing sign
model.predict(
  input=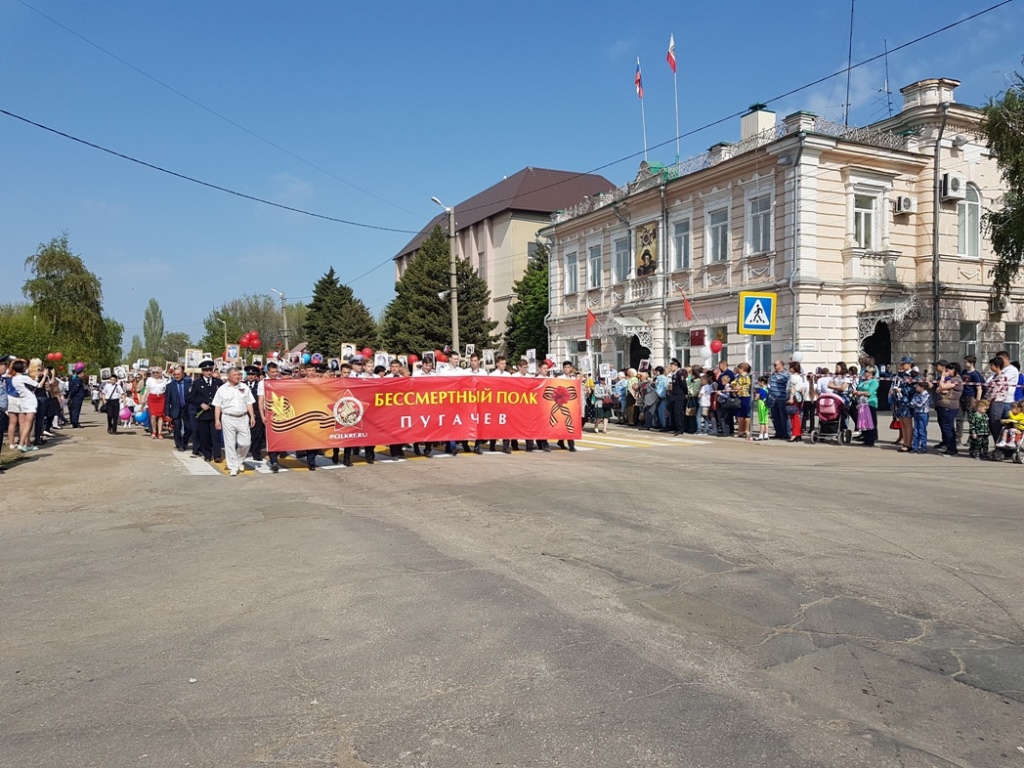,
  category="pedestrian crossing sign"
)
[738,291,776,335]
